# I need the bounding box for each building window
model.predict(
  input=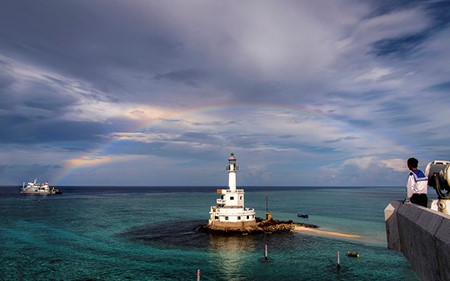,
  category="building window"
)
[247,216,249,219]
[215,216,219,220]
[230,196,234,200]
[240,196,242,200]
[225,216,229,220]
[237,216,241,220]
